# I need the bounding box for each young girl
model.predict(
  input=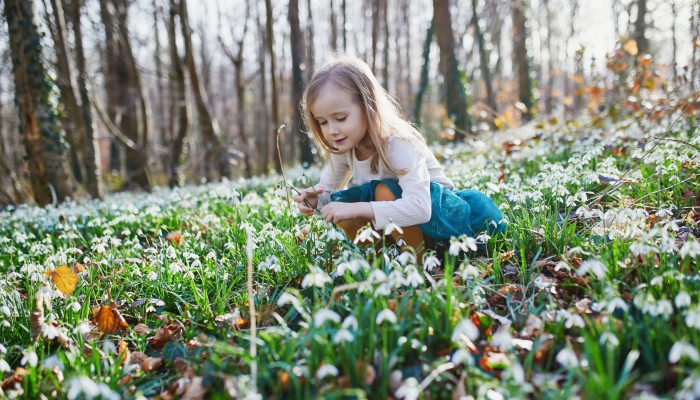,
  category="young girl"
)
[293,53,504,261]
